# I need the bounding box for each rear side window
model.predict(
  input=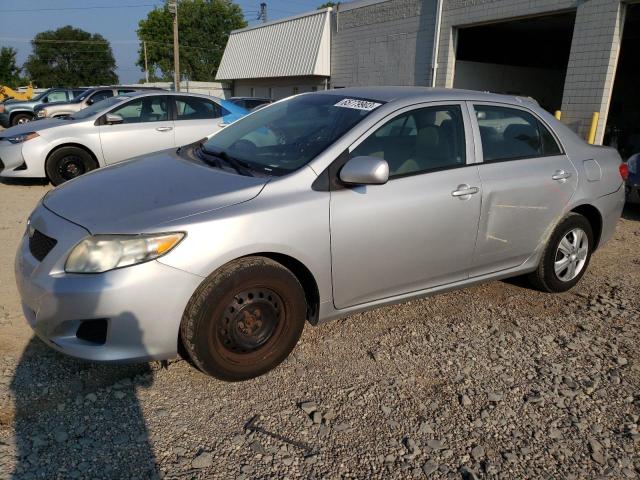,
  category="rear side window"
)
[474,105,561,162]
[175,96,221,120]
